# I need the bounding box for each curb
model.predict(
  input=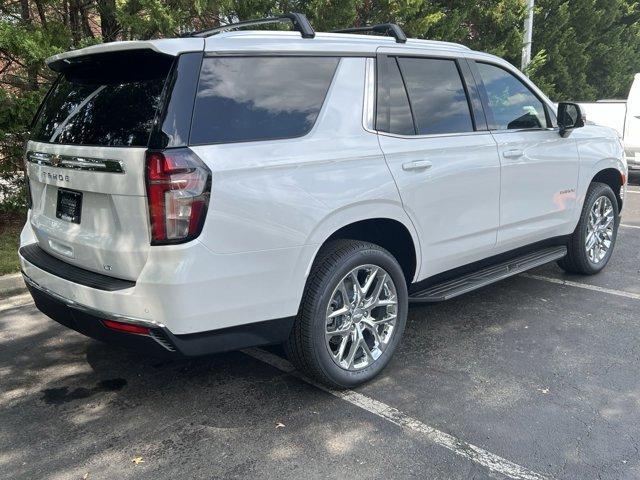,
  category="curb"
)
[0,272,27,299]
